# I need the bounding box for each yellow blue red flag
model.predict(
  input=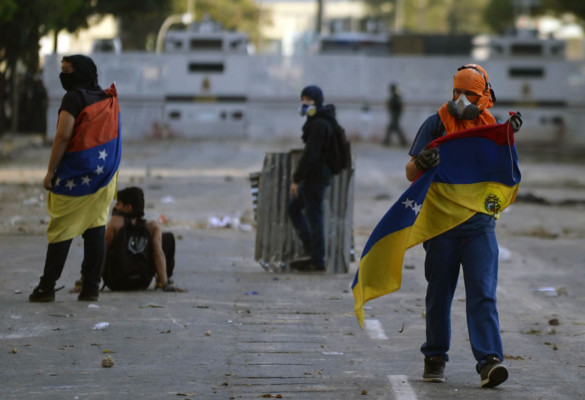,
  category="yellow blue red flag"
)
[352,121,521,328]
[47,84,121,243]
